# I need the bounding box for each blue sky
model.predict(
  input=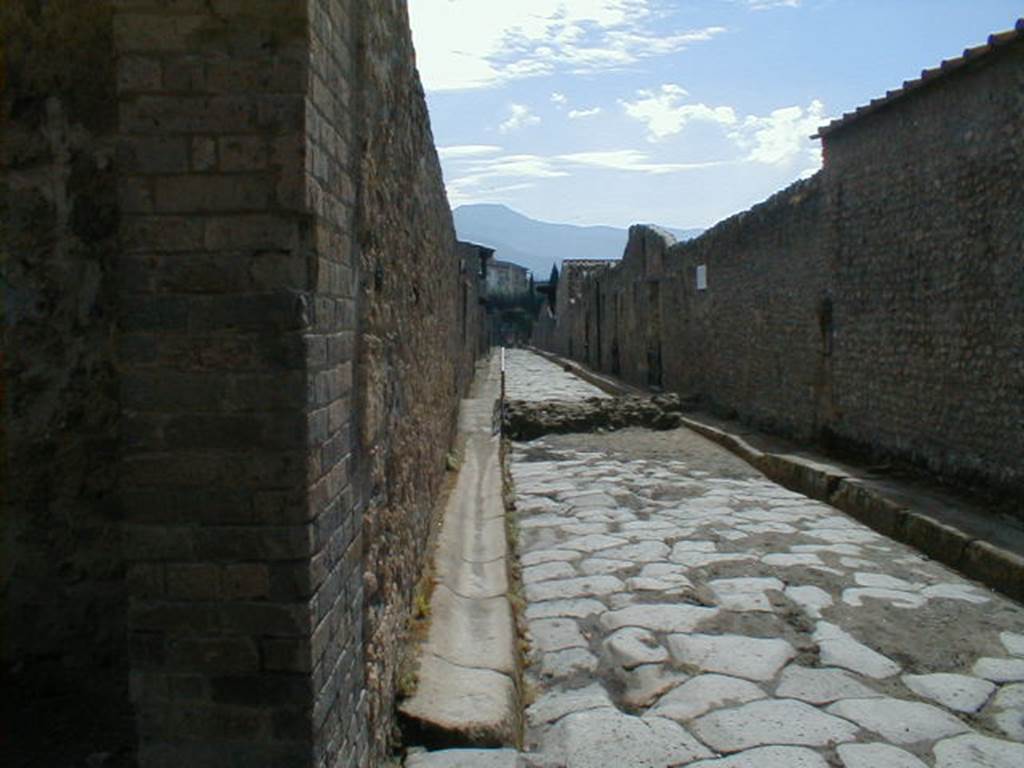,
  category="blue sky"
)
[408,1,1021,230]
